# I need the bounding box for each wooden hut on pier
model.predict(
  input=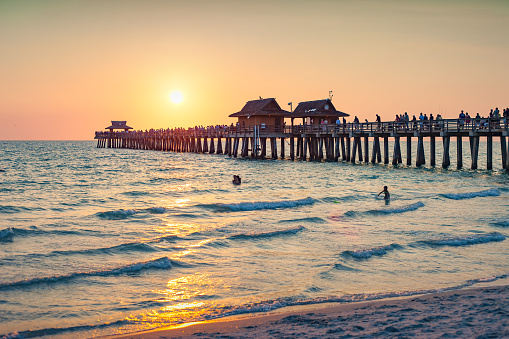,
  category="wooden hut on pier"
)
[290,99,349,125]
[229,98,291,131]
[106,121,133,133]
[228,98,291,159]
[100,121,133,148]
